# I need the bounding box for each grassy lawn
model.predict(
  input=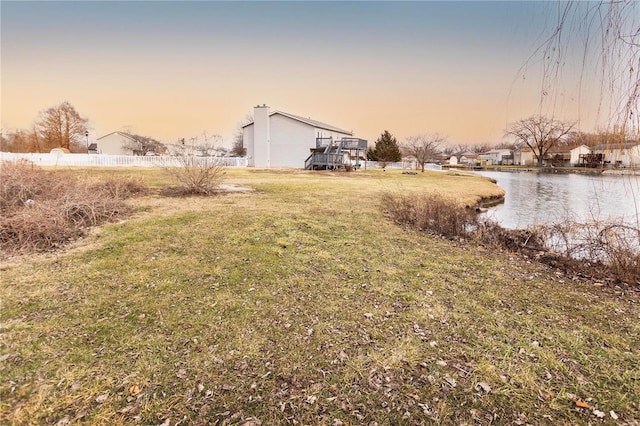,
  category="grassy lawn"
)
[1,168,638,425]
